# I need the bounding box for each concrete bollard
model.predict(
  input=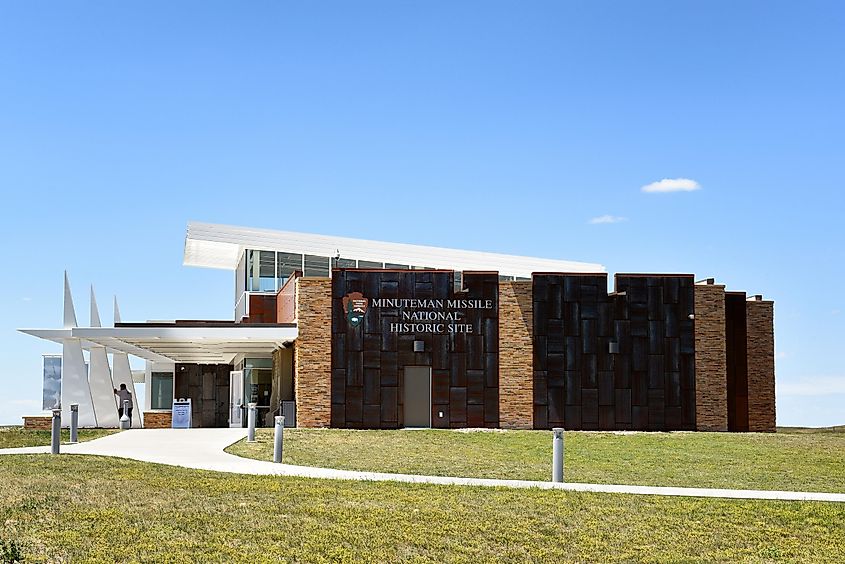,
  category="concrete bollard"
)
[247,403,257,442]
[120,400,131,430]
[51,408,61,455]
[273,416,285,463]
[552,427,564,483]
[69,404,79,443]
